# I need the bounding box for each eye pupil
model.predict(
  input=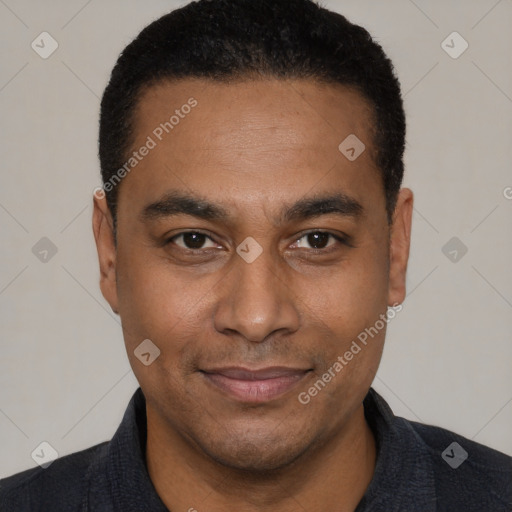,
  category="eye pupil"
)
[307,232,329,249]
[183,233,206,249]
